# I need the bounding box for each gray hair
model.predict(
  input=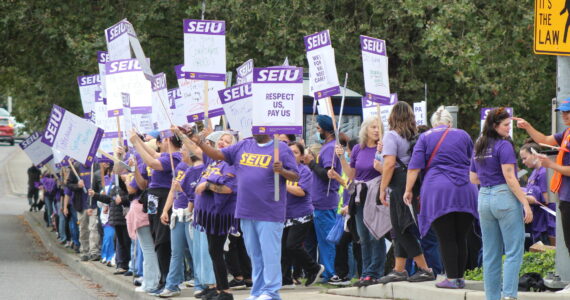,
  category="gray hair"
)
[430,106,453,127]
[359,117,384,147]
